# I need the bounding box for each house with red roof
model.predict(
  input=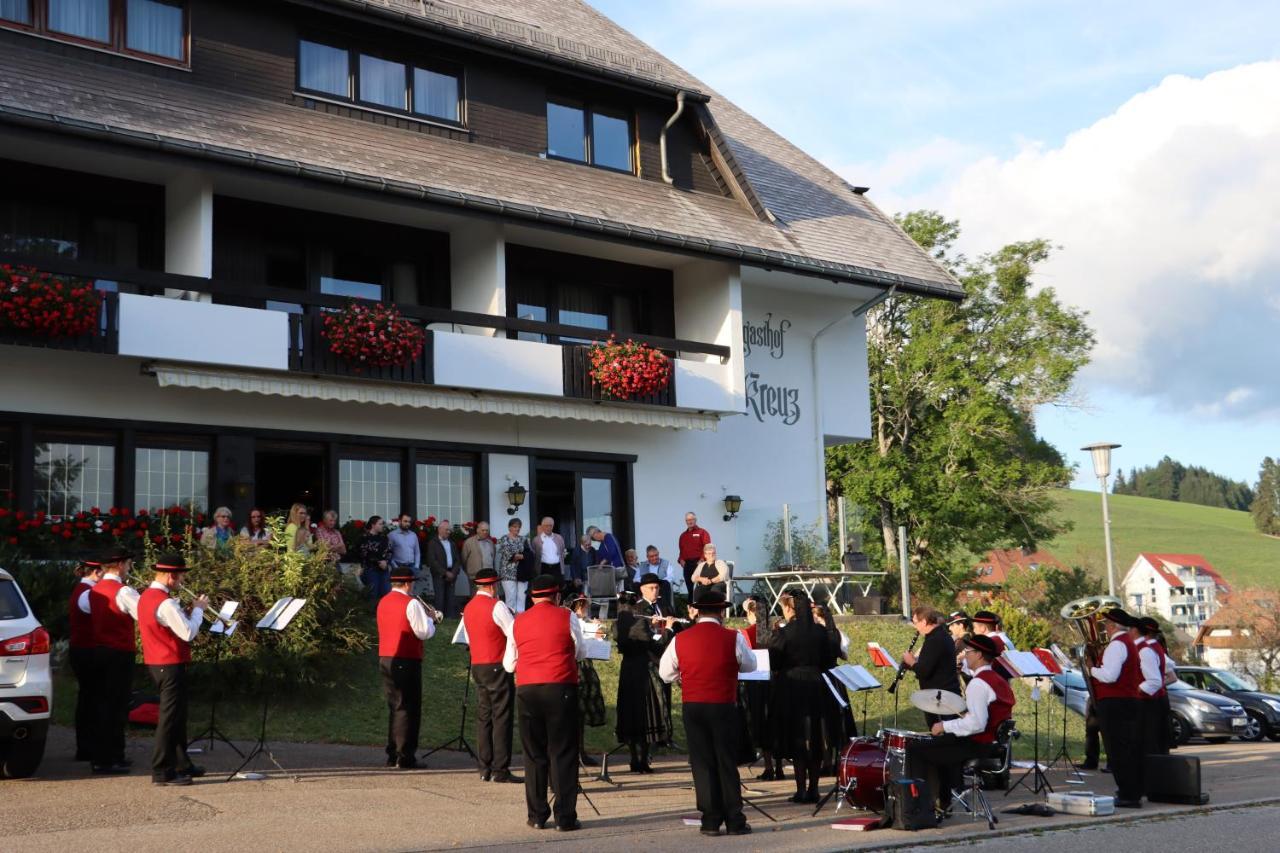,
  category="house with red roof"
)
[1122,553,1230,634]
[960,548,1067,602]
